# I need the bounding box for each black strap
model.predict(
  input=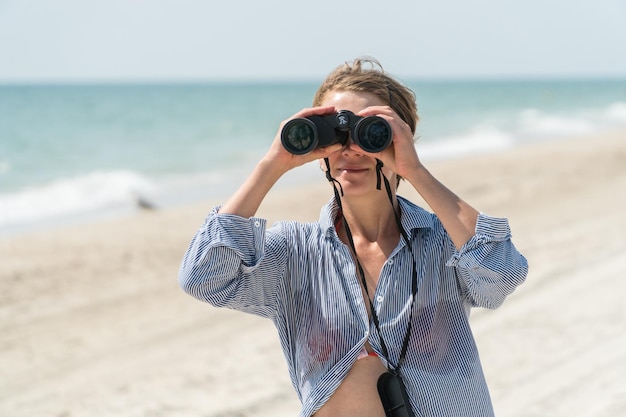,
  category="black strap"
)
[324,158,418,372]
